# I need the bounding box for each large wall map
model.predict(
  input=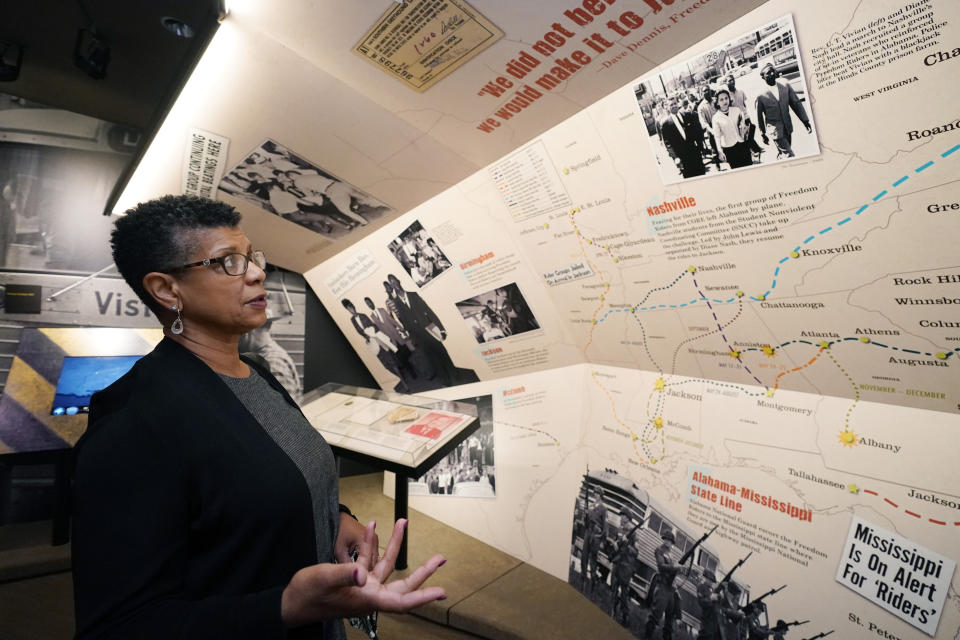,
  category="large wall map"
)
[305,0,960,637]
